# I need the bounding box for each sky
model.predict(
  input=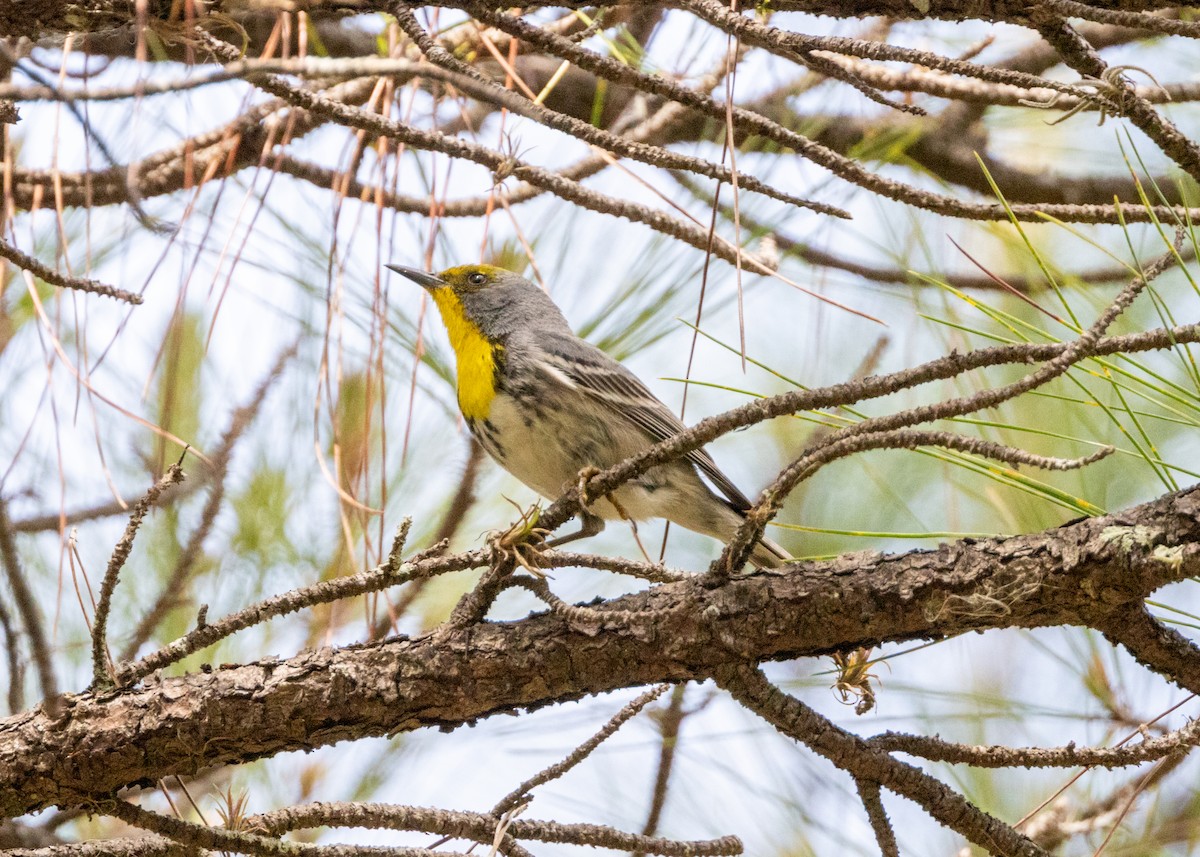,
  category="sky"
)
[4,8,1200,855]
